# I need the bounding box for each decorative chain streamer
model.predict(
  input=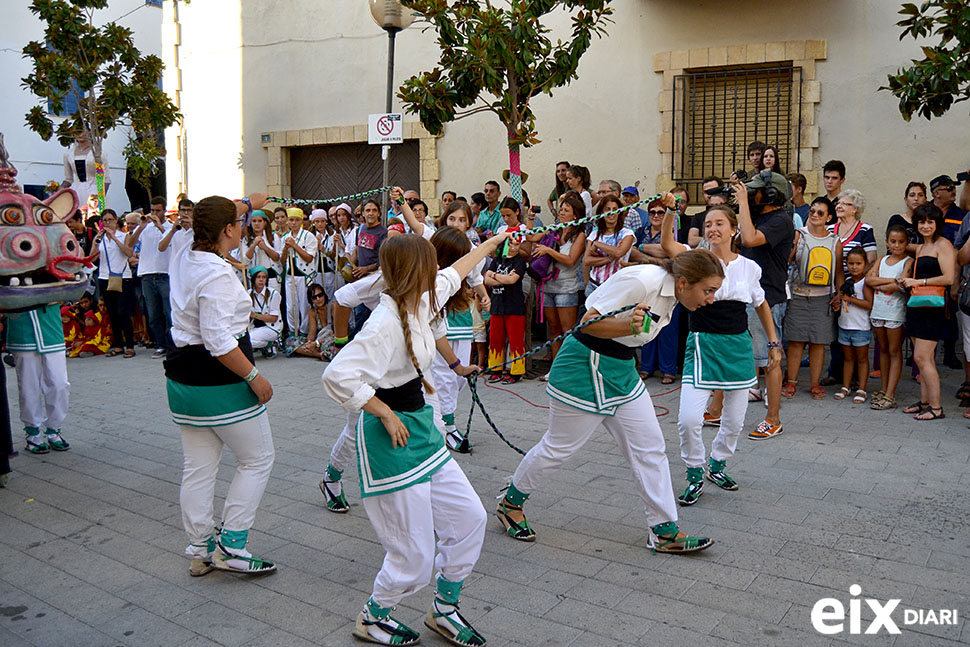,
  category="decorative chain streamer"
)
[463,303,639,455]
[266,185,393,206]
[266,187,681,231]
